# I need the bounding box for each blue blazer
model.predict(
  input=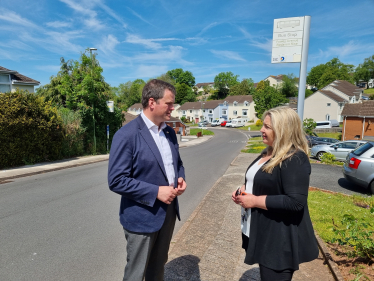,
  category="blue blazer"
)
[108,115,185,233]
